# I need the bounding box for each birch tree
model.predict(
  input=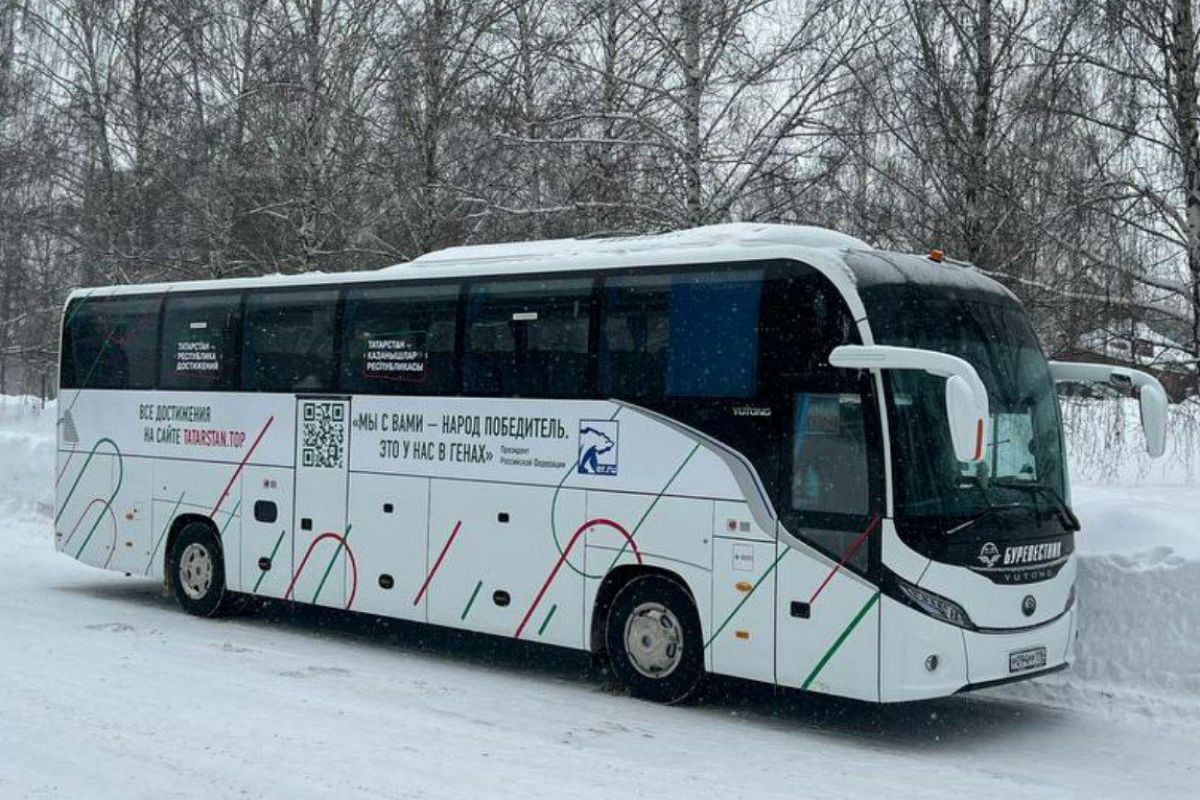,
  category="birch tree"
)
[1058,0,1200,383]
